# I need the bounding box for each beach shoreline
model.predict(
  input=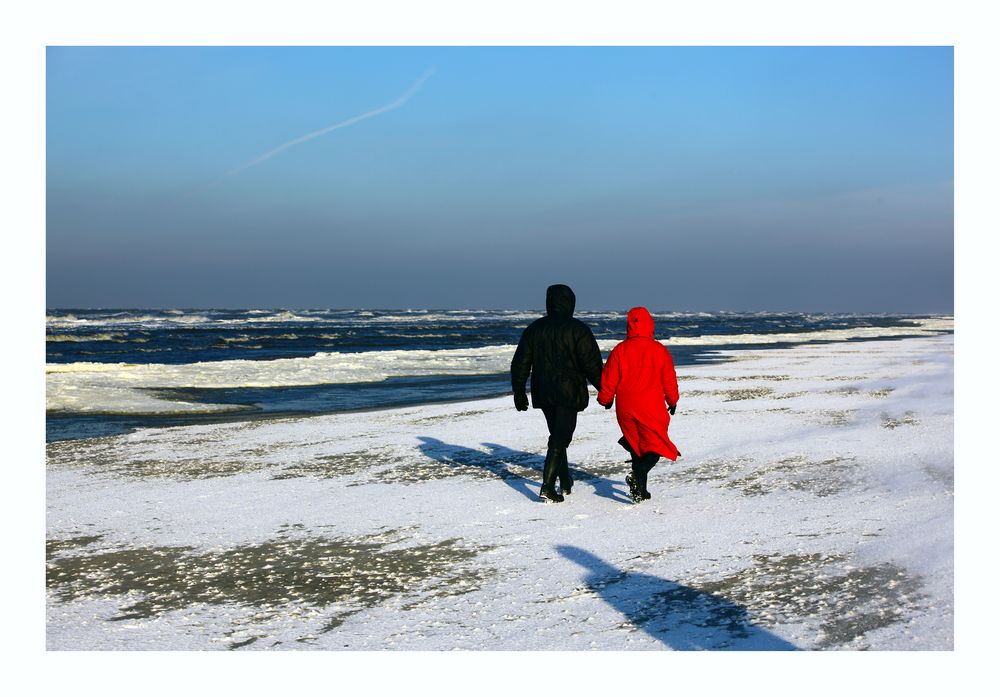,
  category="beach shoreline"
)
[45,327,953,443]
[46,334,954,650]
